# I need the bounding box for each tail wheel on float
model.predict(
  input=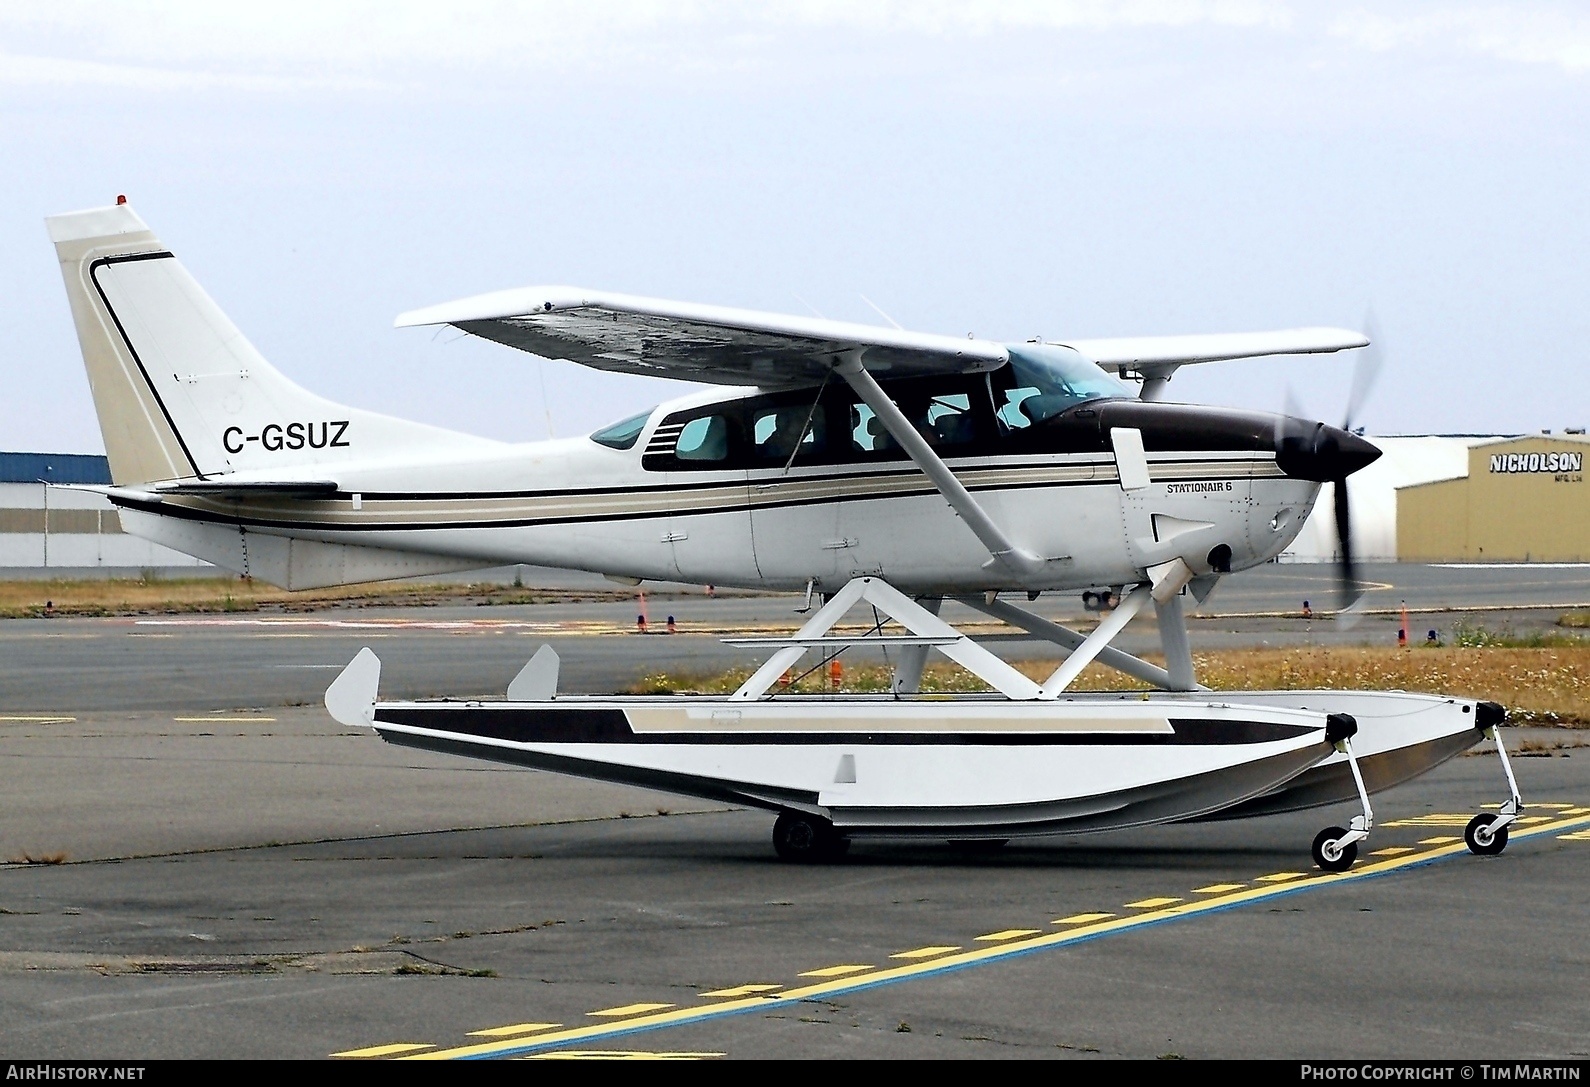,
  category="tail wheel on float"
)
[772,811,849,863]
[1464,813,1508,856]
[1311,826,1357,873]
